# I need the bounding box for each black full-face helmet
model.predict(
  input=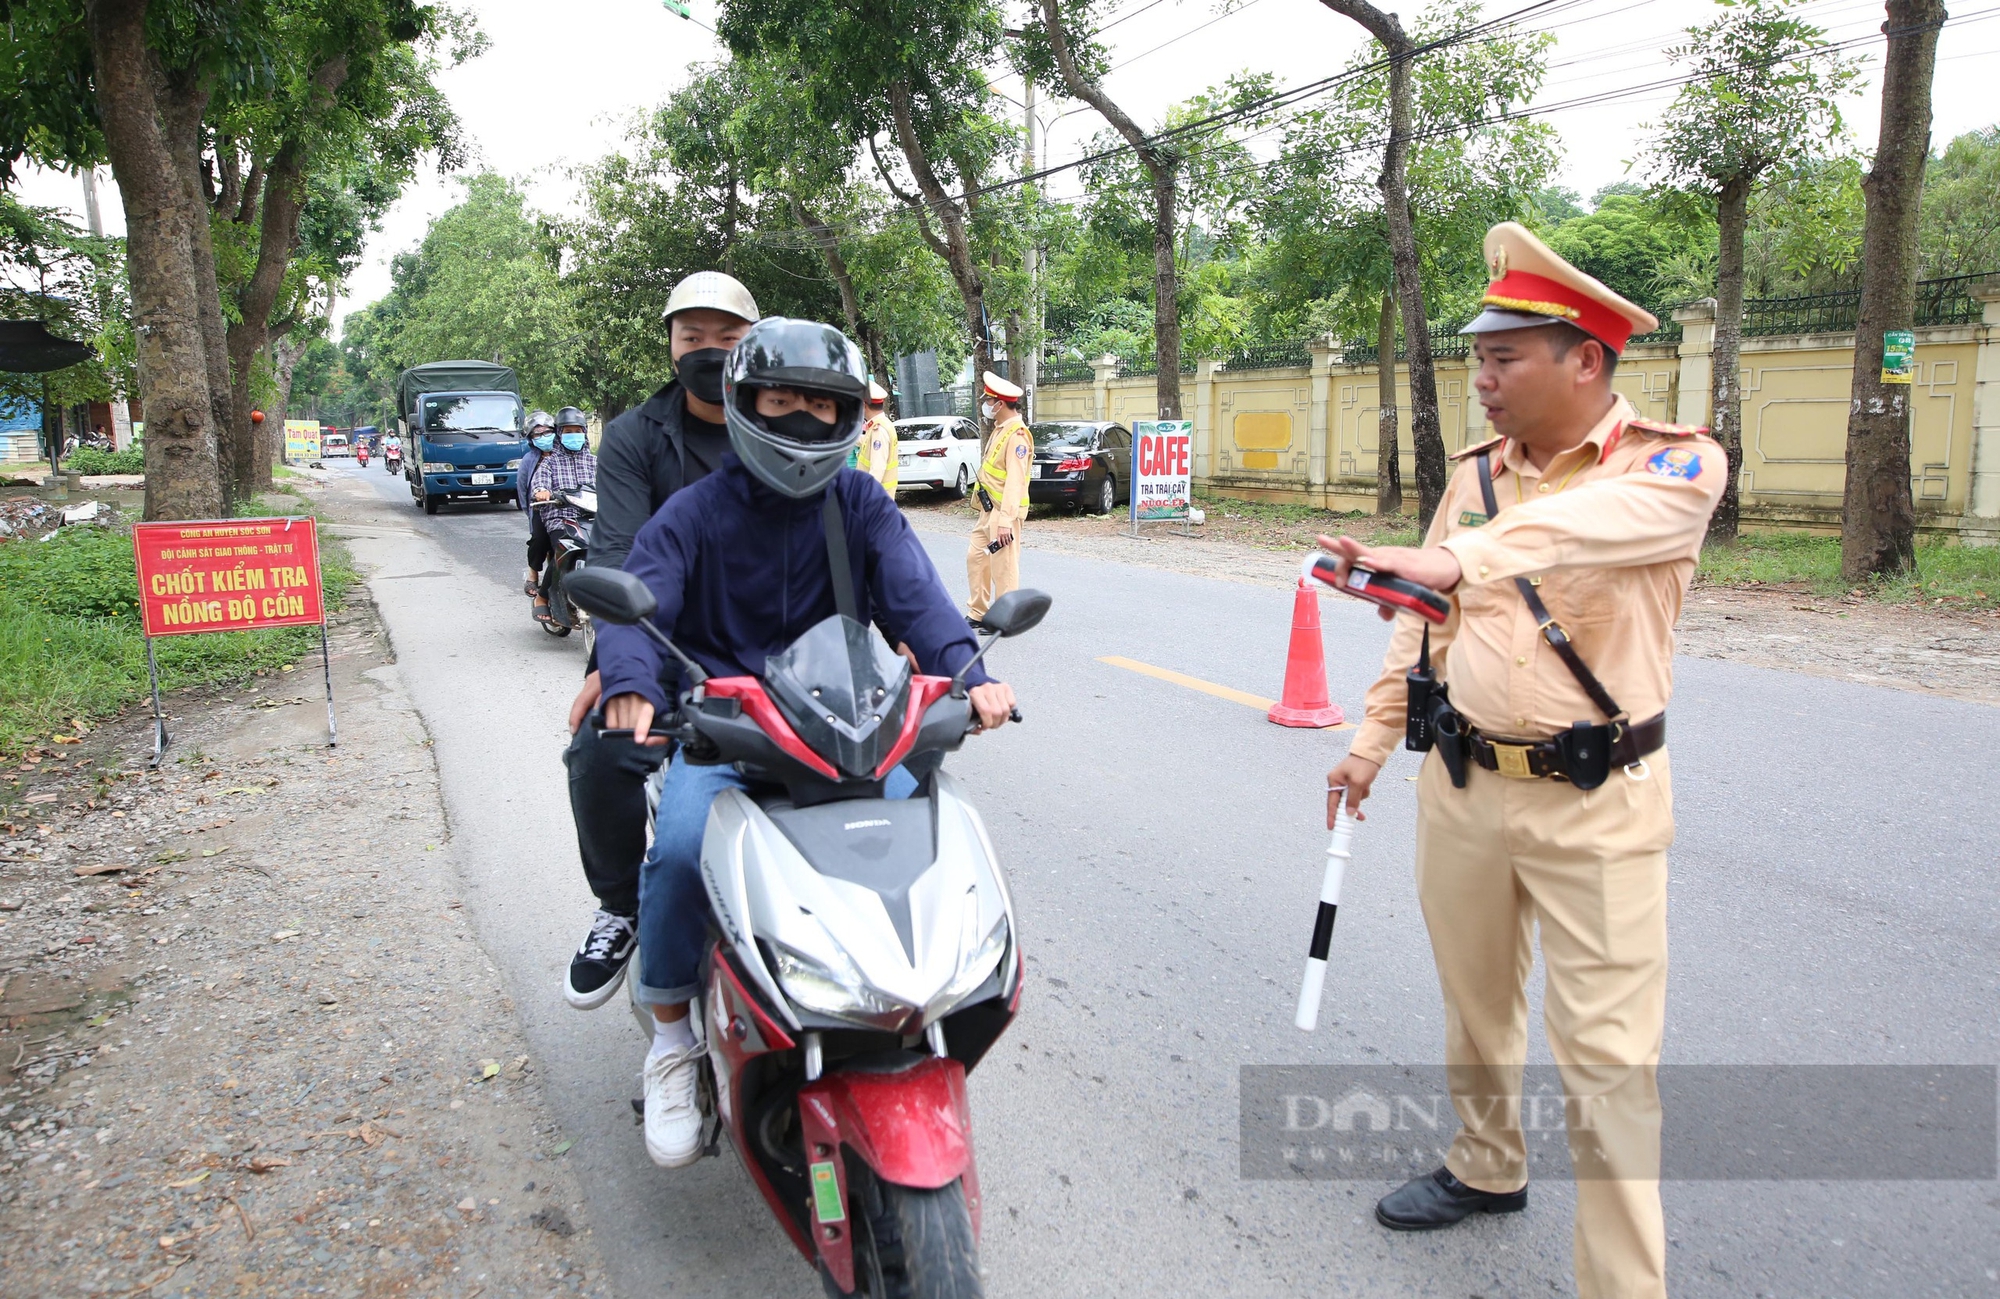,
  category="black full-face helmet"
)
[722,318,868,499]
